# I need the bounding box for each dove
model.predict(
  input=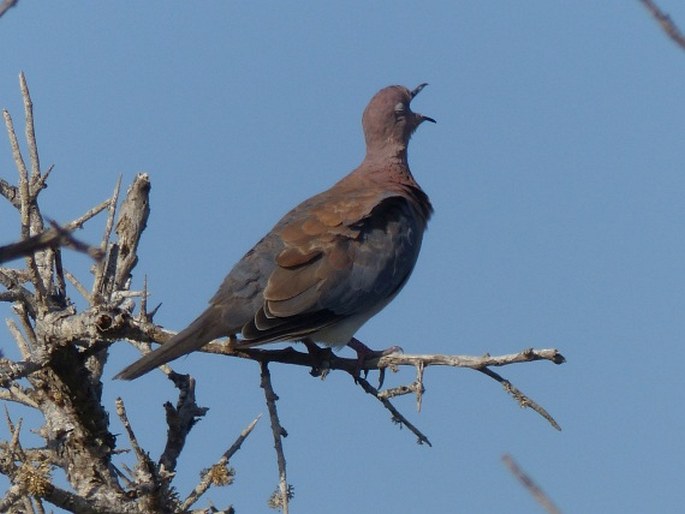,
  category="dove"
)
[116,83,435,380]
